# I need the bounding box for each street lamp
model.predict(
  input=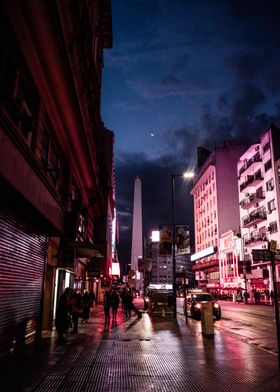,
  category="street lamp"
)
[171,171,194,318]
